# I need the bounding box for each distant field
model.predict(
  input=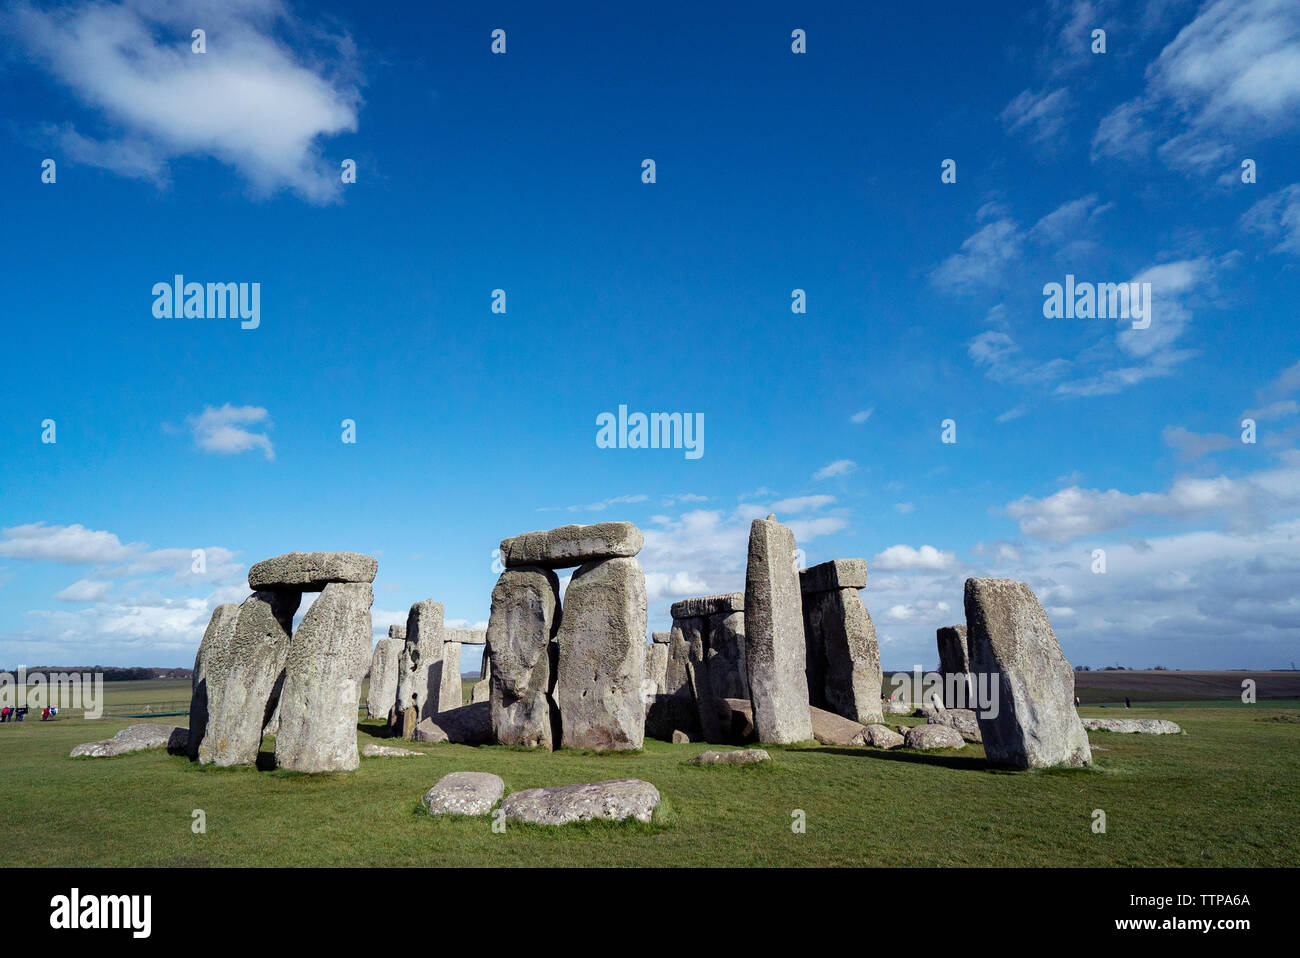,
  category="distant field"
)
[883,669,1300,704]
[2,676,1297,867]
